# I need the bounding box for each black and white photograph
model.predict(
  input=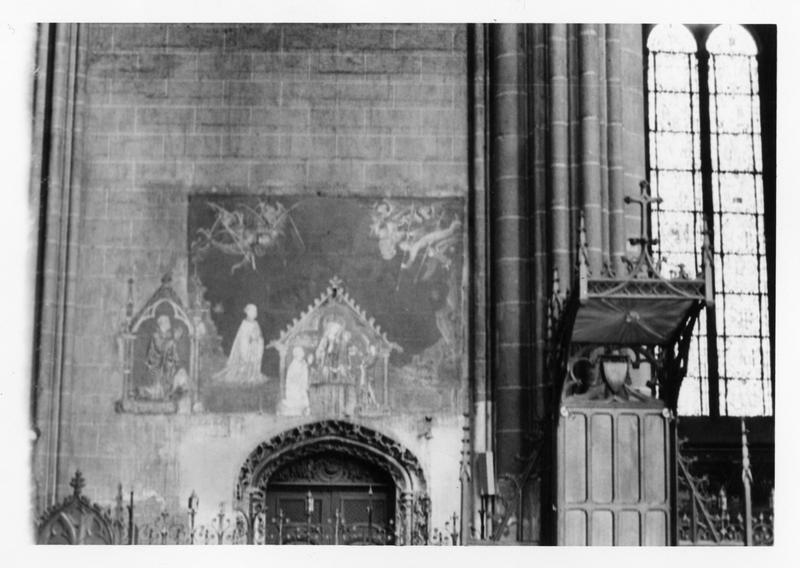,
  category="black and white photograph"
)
[1,1,794,559]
